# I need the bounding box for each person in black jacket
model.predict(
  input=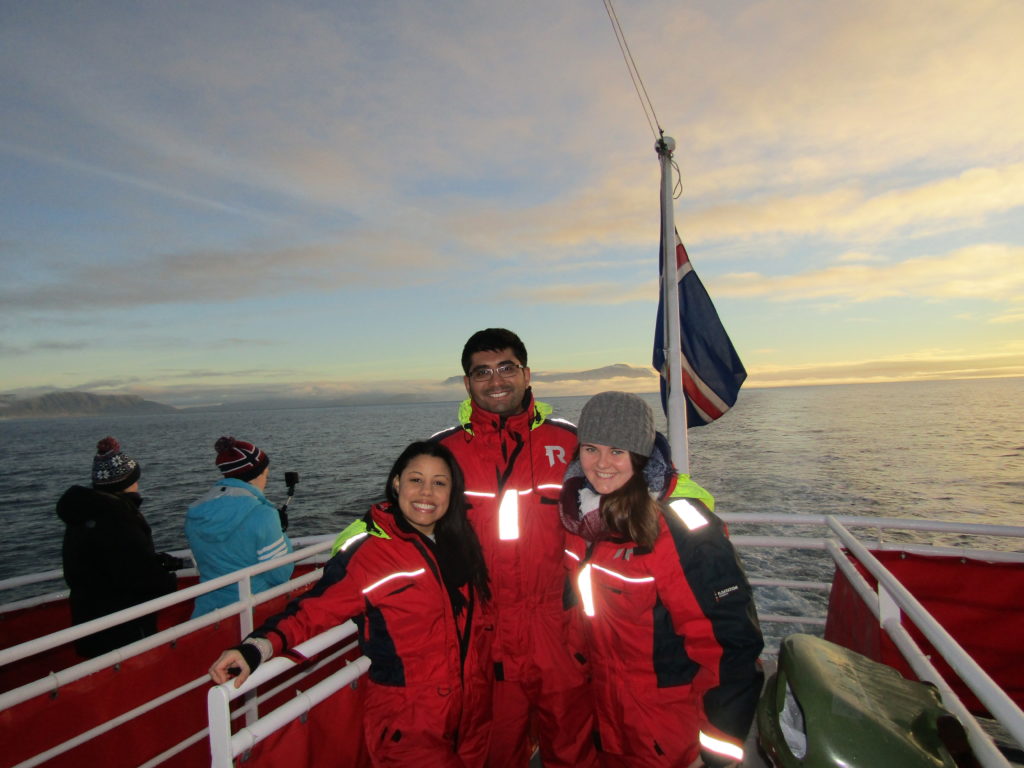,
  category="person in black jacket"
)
[57,437,182,658]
